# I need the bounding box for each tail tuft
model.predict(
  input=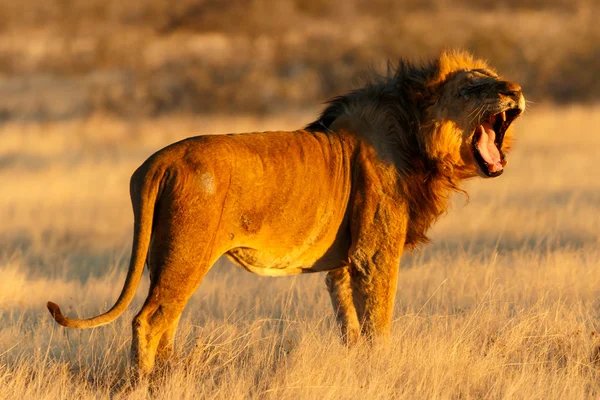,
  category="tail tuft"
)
[47,301,68,326]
